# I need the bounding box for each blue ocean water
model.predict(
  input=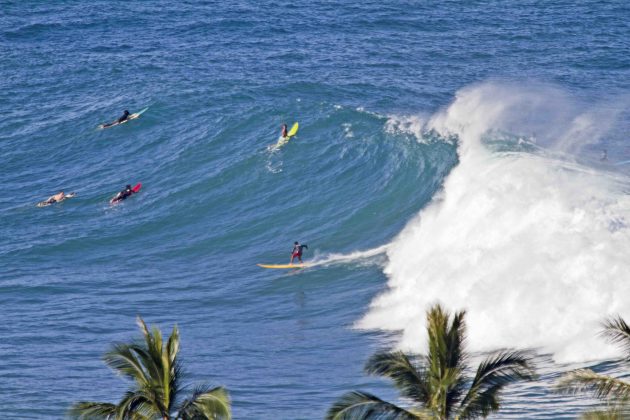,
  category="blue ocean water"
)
[2,1,630,418]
